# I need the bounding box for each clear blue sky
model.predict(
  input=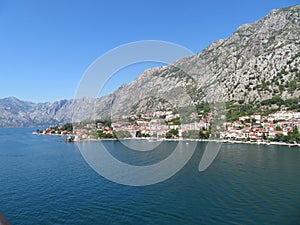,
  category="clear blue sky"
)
[0,0,298,102]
